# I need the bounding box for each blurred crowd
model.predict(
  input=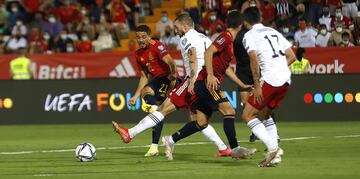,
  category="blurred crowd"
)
[0,0,359,55]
